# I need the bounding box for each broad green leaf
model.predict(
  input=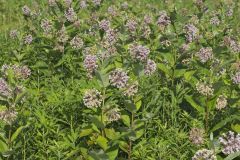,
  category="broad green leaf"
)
[89,150,109,160]
[96,136,108,151]
[105,128,119,140]
[124,100,136,113]
[224,151,240,160]
[119,141,129,153]
[11,125,27,142]
[135,100,142,111]
[174,69,186,78]
[157,63,172,77]
[121,114,130,127]
[106,145,119,160]
[231,123,240,133]
[65,149,80,159]
[96,71,109,88]
[79,128,93,138]
[210,115,240,132]
[184,70,196,81]
[185,95,204,113]
[0,140,8,153]
[90,116,105,129]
